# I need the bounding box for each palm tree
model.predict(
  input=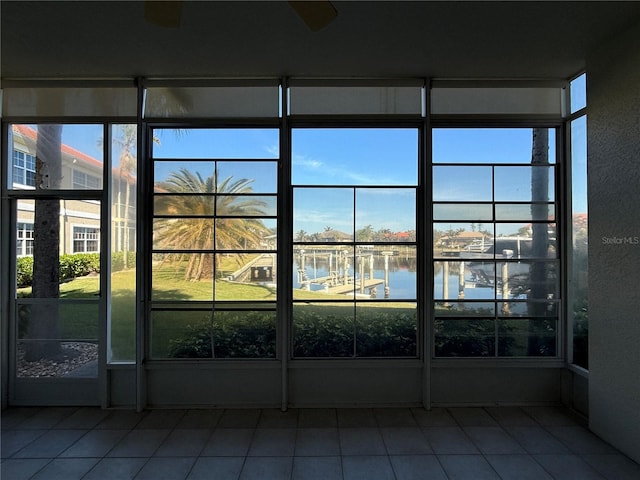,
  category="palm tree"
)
[27,124,63,361]
[111,125,137,269]
[155,168,270,281]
